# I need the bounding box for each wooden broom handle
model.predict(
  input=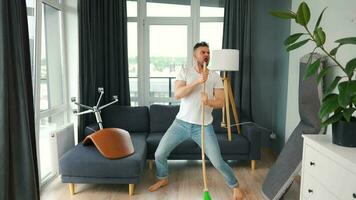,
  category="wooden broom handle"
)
[201,62,208,191]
